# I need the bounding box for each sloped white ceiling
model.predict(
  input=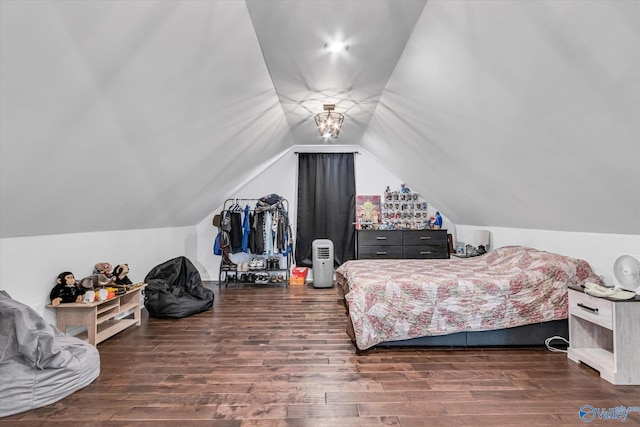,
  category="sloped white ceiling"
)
[362,0,640,235]
[246,0,427,145]
[1,0,638,238]
[1,0,294,237]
